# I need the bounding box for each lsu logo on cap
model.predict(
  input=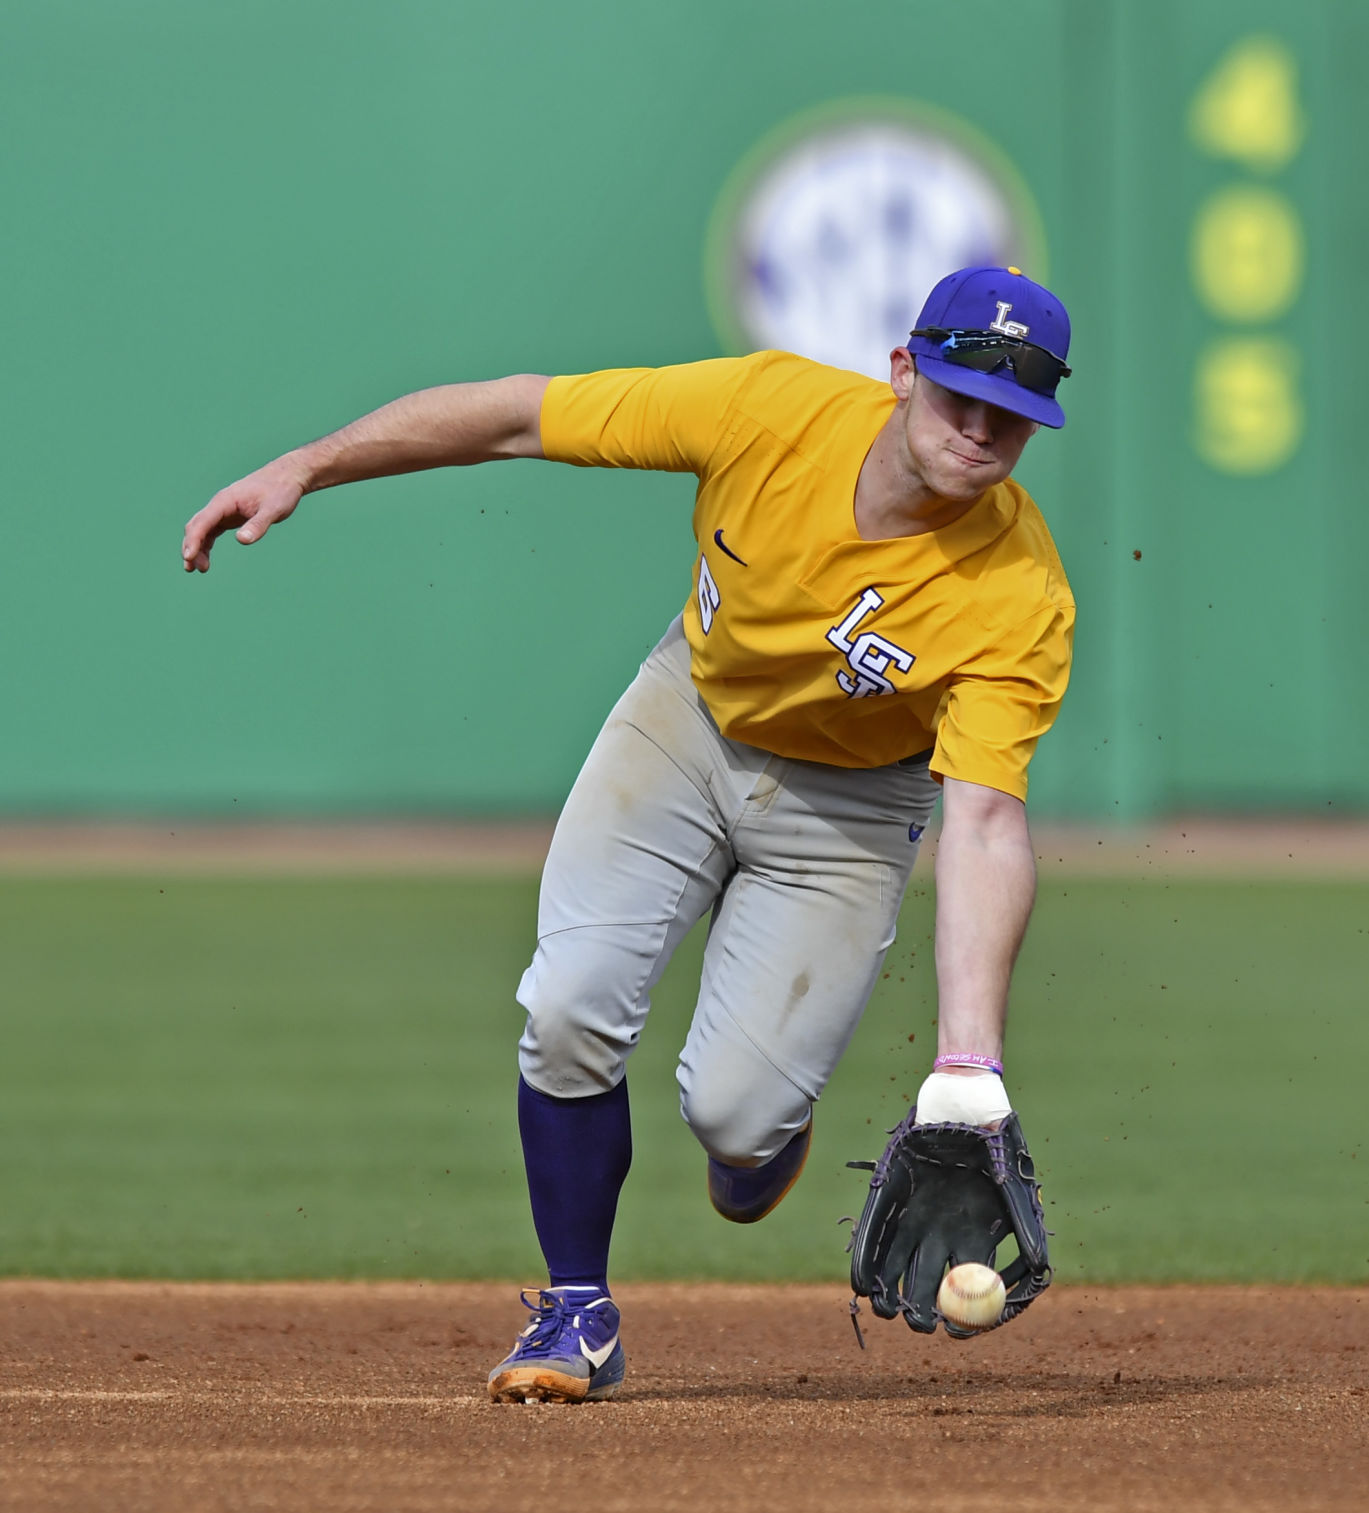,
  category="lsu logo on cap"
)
[990,300,1030,339]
